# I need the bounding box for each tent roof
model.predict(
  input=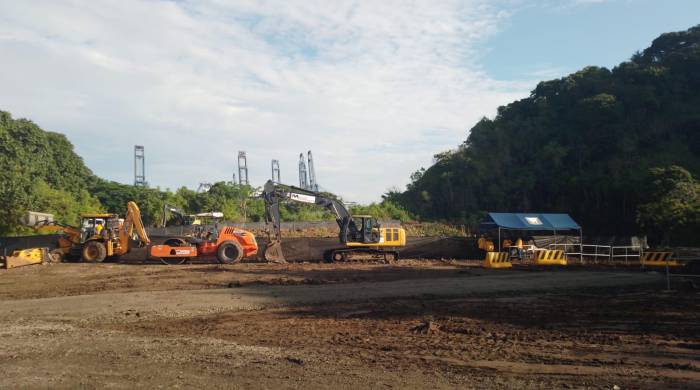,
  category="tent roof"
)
[481,212,581,231]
